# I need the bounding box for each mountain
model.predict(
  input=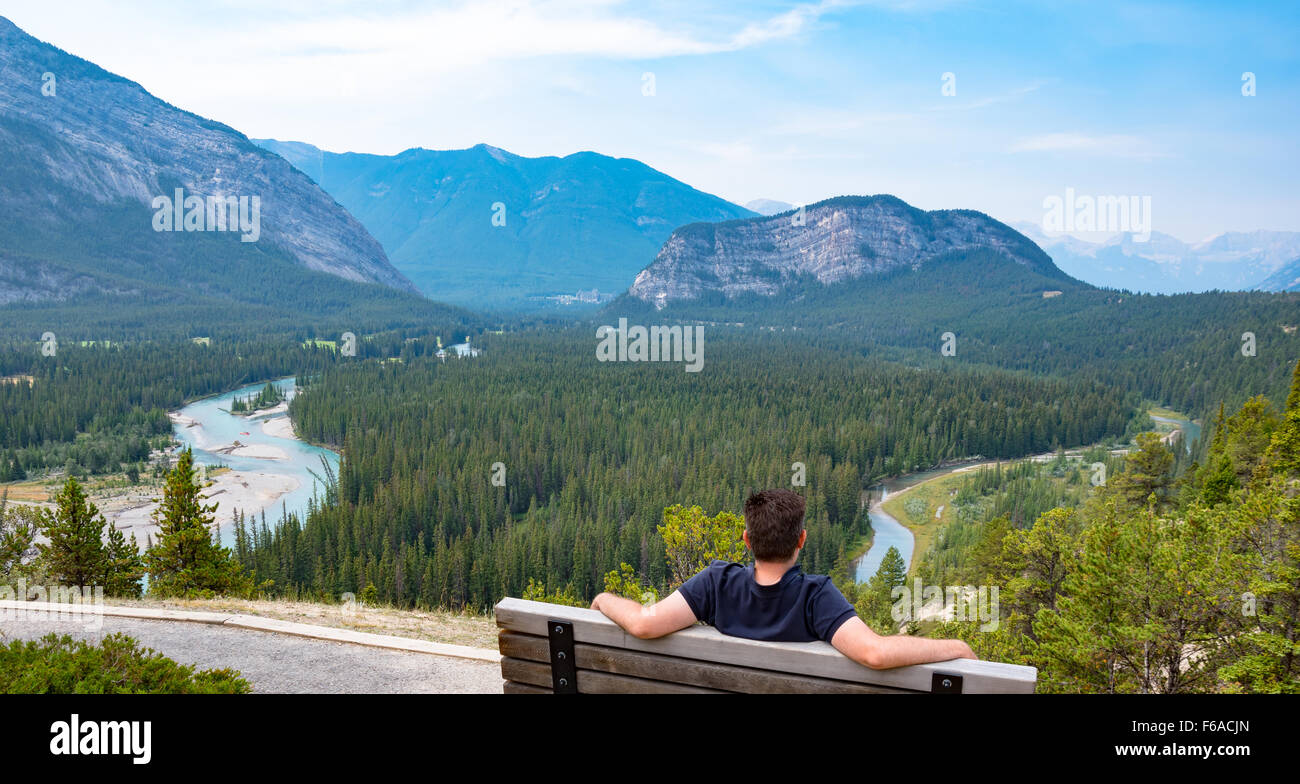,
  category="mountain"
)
[744,198,795,216]
[627,195,1070,306]
[605,195,1299,413]
[1257,258,1300,292]
[1014,222,1300,293]
[254,139,756,310]
[0,16,462,338]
